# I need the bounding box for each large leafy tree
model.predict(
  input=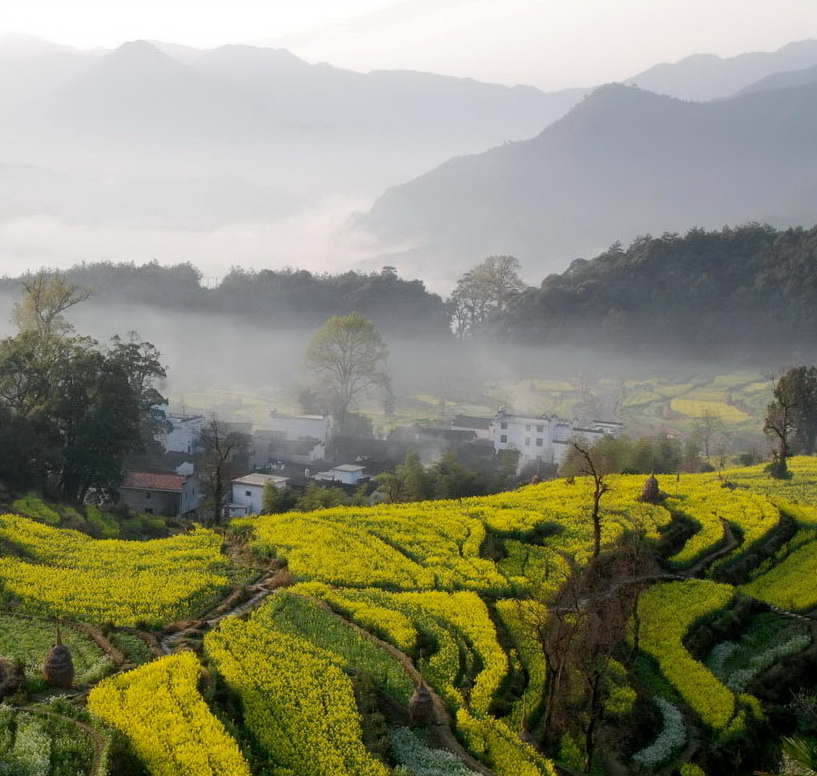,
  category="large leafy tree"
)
[106,333,168,454]
[304,312,389,431]
[55,348,142,504]
[0,273,166,502]
[12,269,93,337]
[450,255,526,337]
[764,366,817,477]
[784,366,817,455]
